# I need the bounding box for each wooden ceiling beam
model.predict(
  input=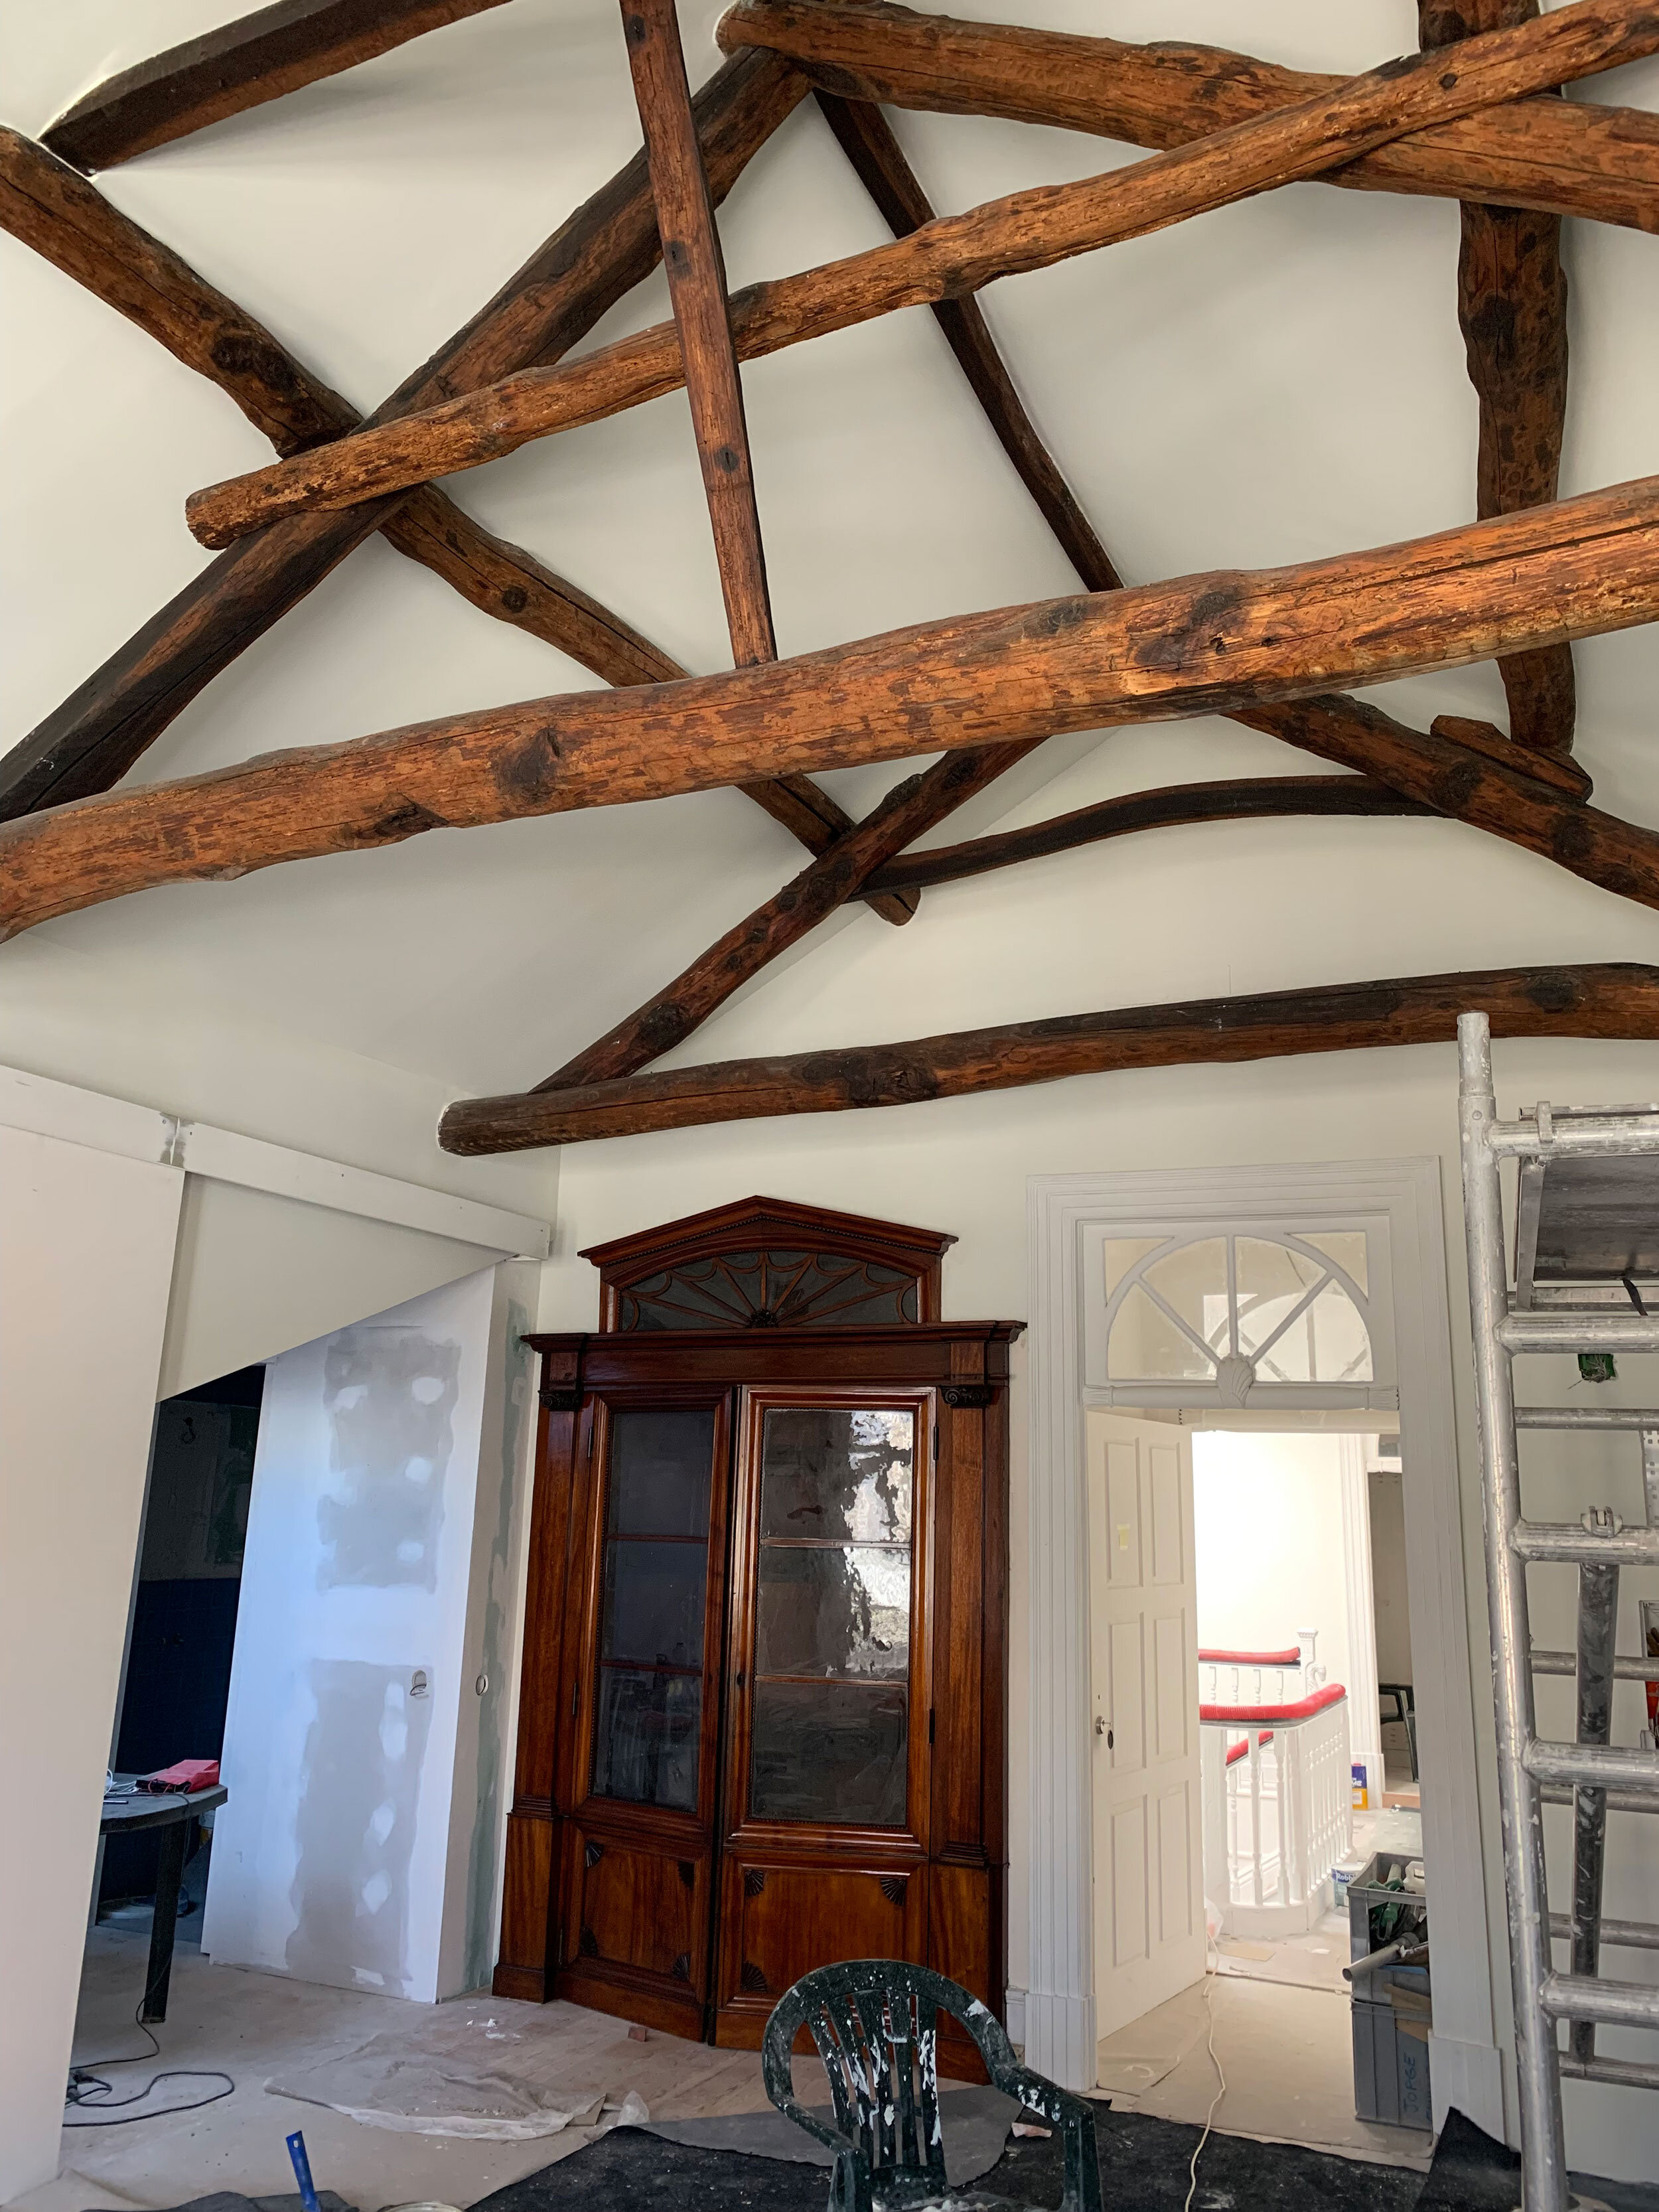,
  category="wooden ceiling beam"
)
[624,0,776,668]
[186,1,1659,546]
[437,963,1659,1151]
[42,0,515,173]
[540,740,1033,1092]
[865,776,1433,896]
[1421,1,1575,755]
[10,477,1659,939]
[615,1,908,922]
[814,89,1120,592]
[0,122,682,814]
[718,0,1659,234]
[0,53,820,825]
